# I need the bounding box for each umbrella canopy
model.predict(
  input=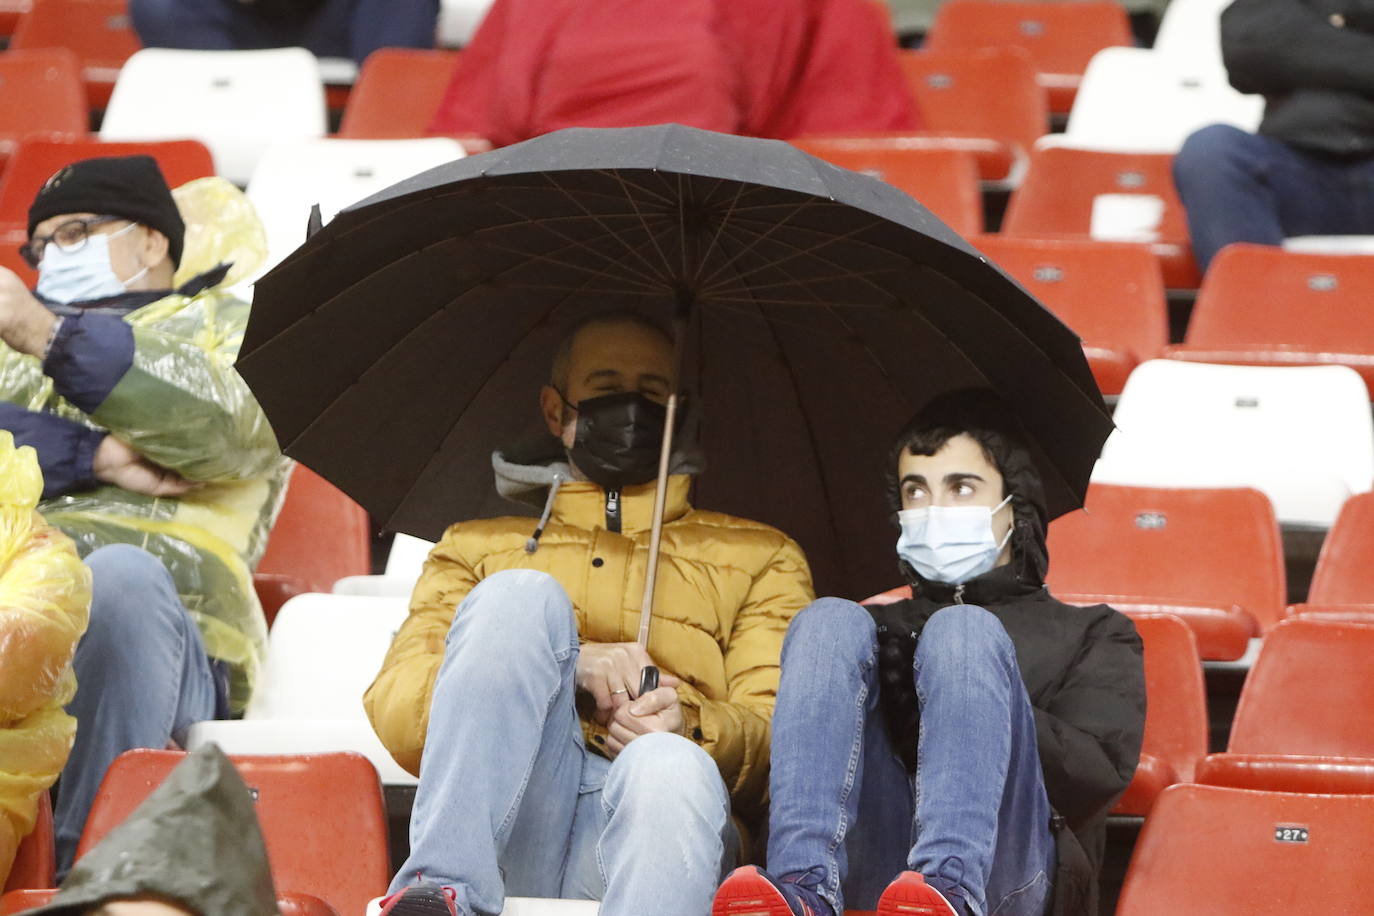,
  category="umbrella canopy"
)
[238,124,1111,600]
